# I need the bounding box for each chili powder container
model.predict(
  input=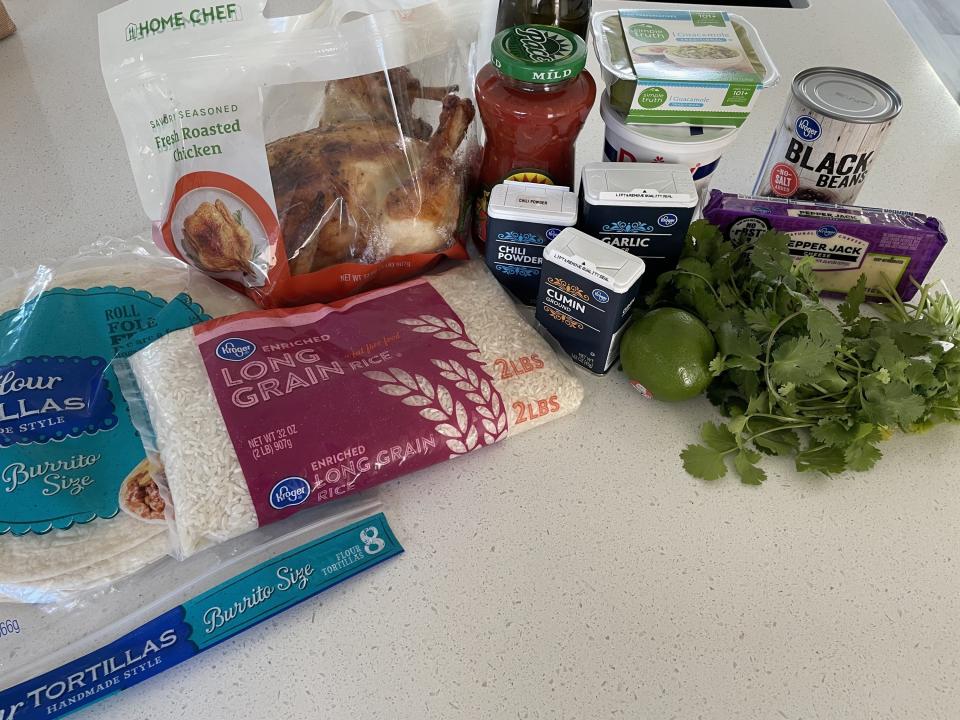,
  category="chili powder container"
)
[536,227,645,375]
[485,181,578,305]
